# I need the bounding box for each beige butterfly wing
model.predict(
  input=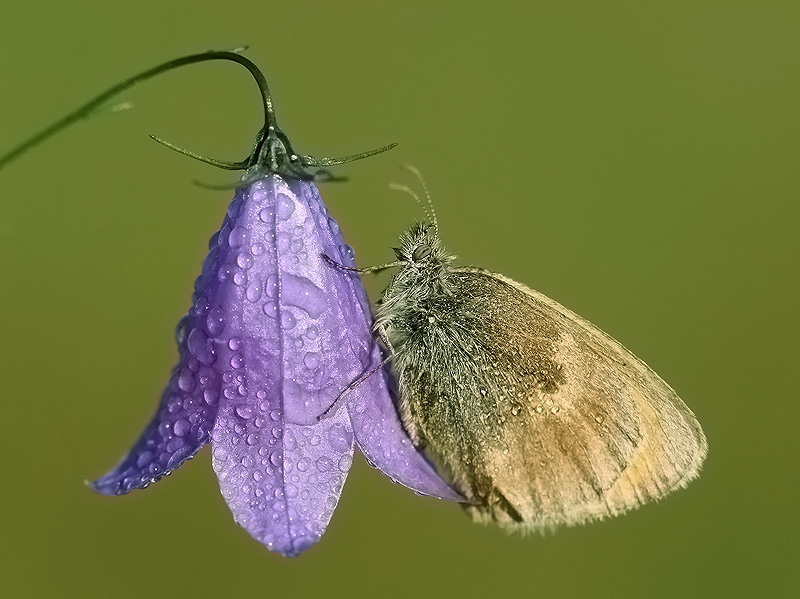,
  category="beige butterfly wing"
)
[395,266,707,532]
